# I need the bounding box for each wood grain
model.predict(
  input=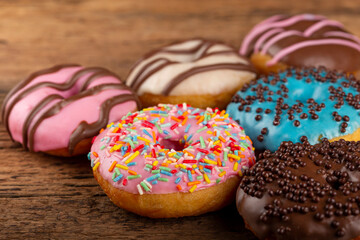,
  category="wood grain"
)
[1,0,360,239]
[0,0,360,91]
